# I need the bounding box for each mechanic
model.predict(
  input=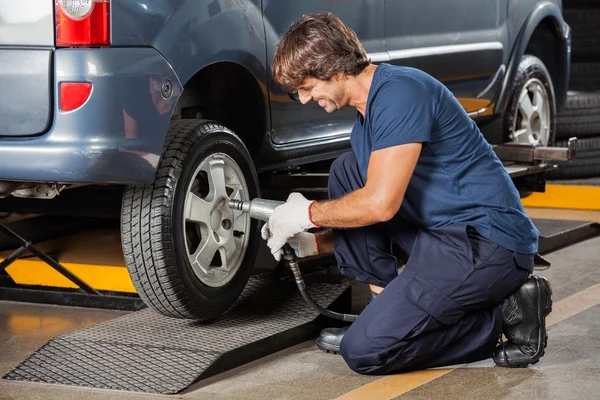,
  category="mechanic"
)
[263,12,553,375]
